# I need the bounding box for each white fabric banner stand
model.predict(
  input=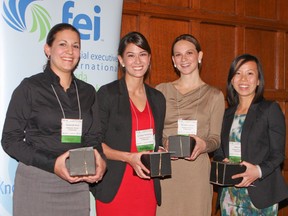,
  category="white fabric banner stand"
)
[0,1,123,215]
